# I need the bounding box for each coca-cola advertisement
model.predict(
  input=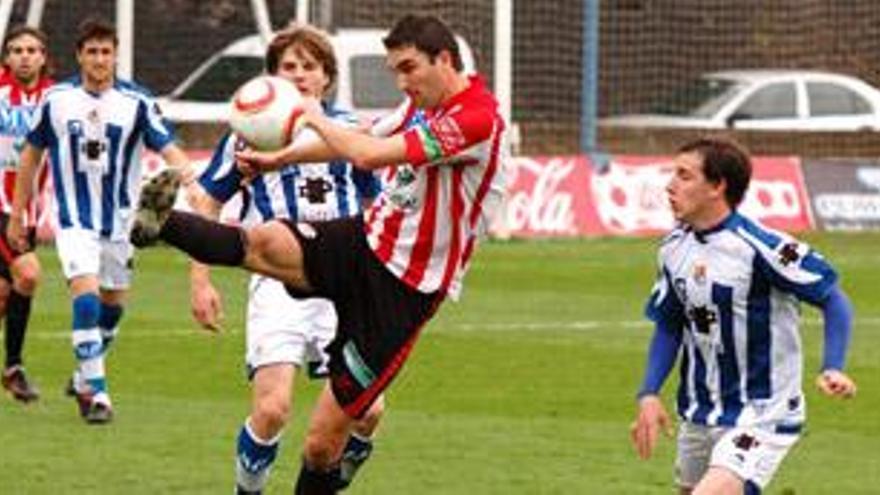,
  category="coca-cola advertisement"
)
[501,154,814,238]
[500,155,598,237]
